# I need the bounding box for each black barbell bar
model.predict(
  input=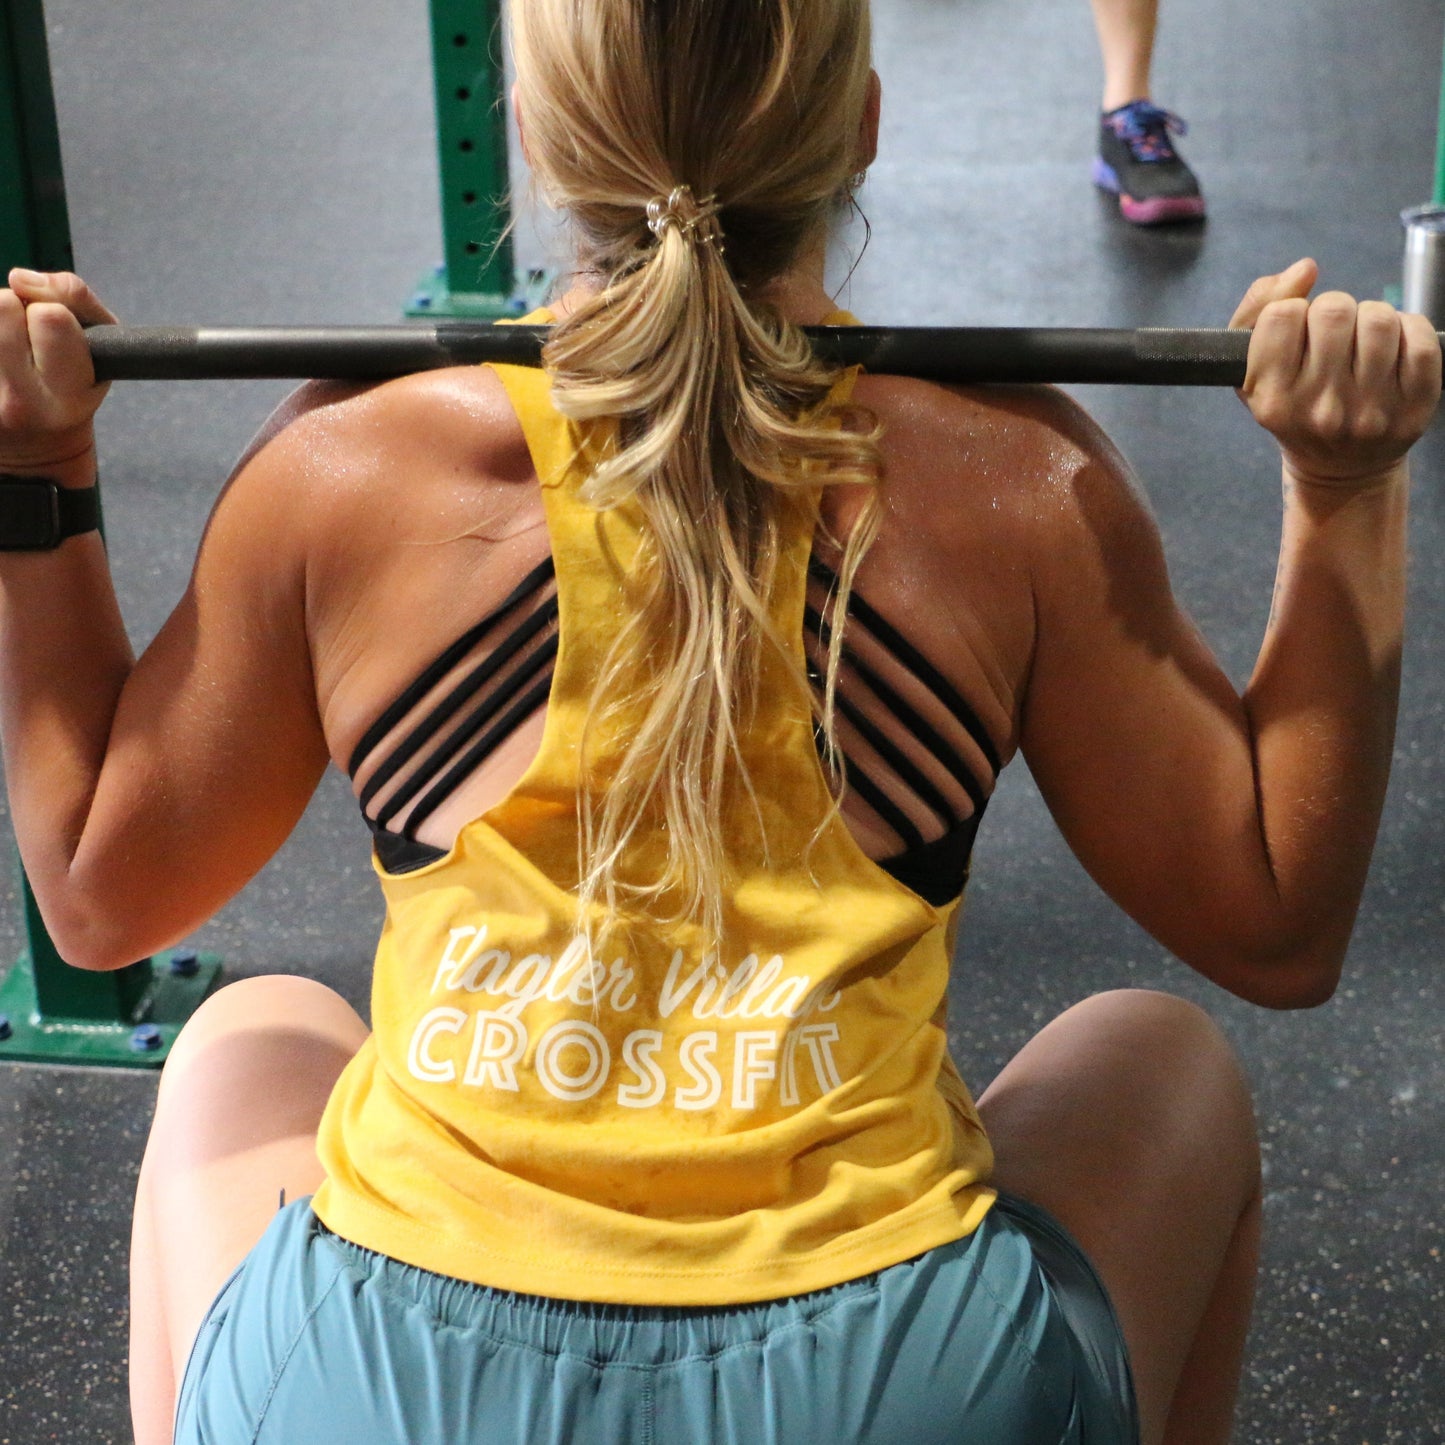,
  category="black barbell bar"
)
[84,323,1262,387]
[82,322,1445,389]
